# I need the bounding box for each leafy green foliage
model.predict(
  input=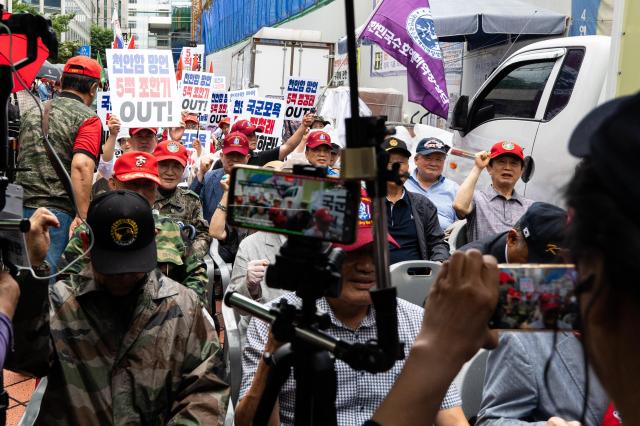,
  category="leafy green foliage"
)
[90,25,114,60]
